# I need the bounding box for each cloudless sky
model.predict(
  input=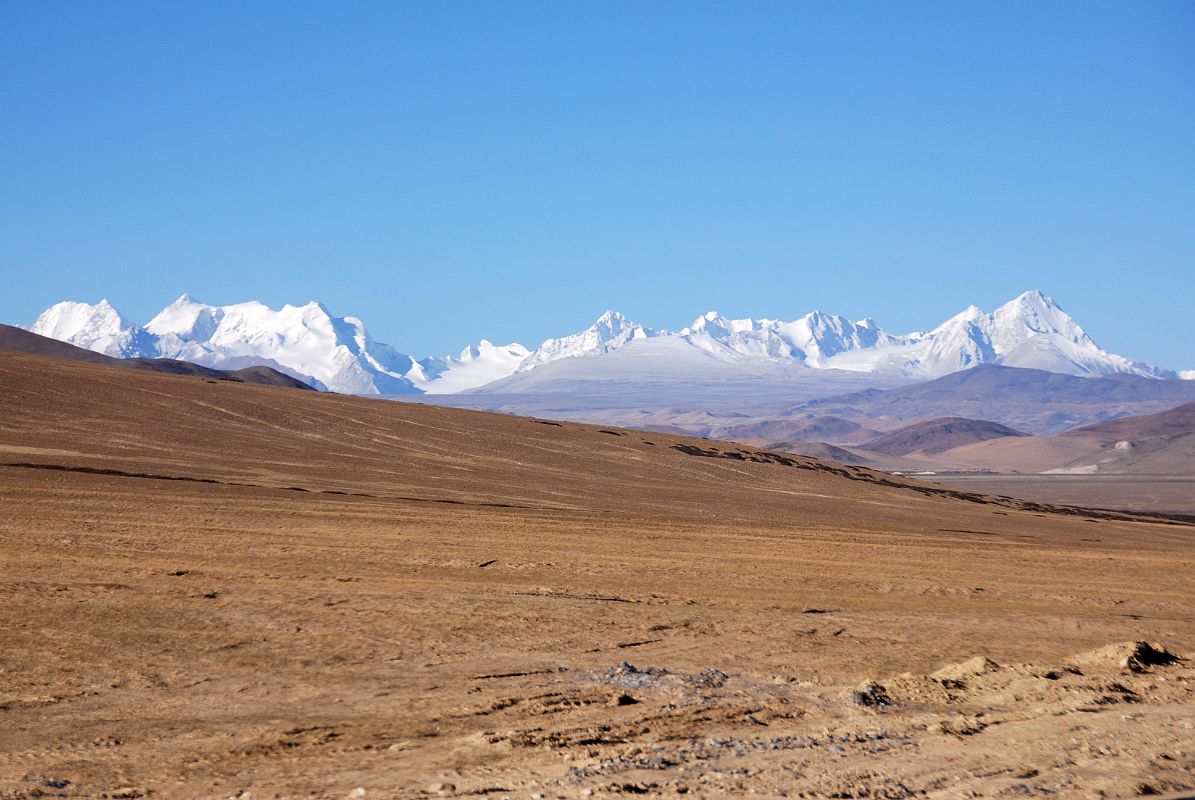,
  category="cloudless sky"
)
[1,0,1193,367]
